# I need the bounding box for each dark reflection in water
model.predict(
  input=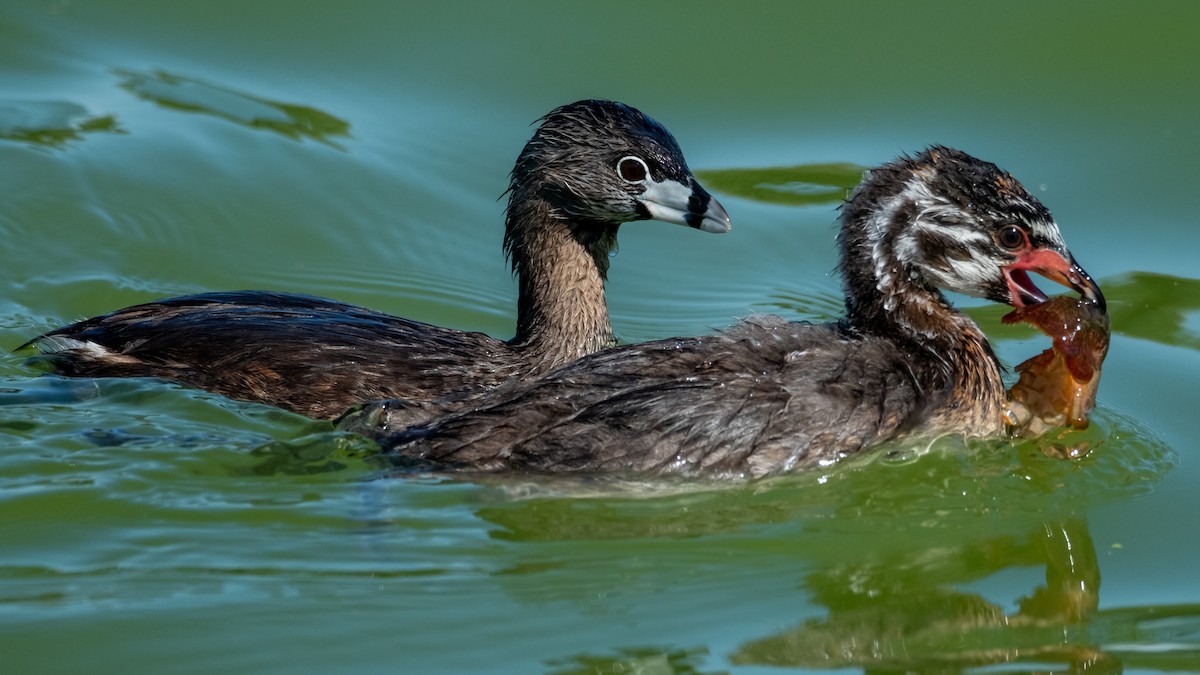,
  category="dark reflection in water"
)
[0,100,122,148]
[732,519,1114,671]
[471,411,1172,540]
[504,512,1200,673]
[732,518,1200,672]
[695,163,866,208]
[459,415,1191,673]
[524,515,1200,673]
[545,646,718,675]
[115,69,351,146]
[242,429,379,476]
